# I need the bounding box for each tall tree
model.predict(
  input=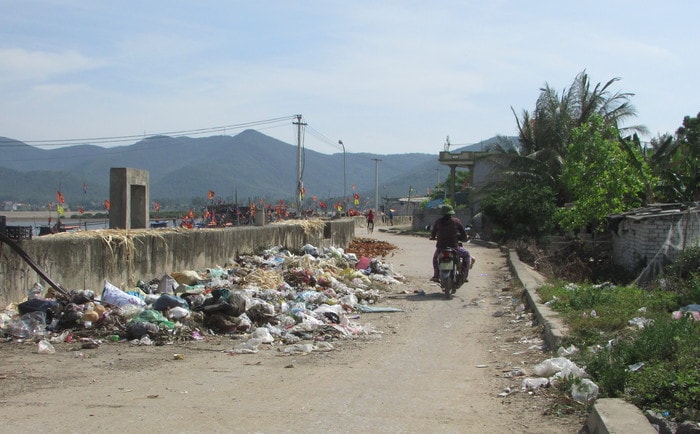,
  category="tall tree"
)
[484,70,646,237]
[557,115,651,232]
[648,112,700,202]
